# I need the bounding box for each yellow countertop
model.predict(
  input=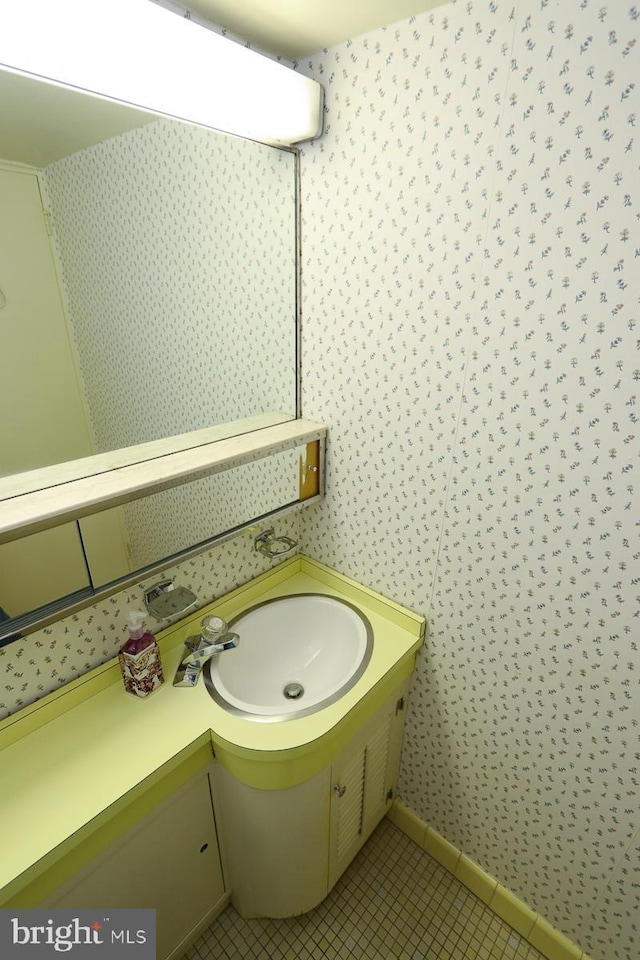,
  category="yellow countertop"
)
[0,556,424,904]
